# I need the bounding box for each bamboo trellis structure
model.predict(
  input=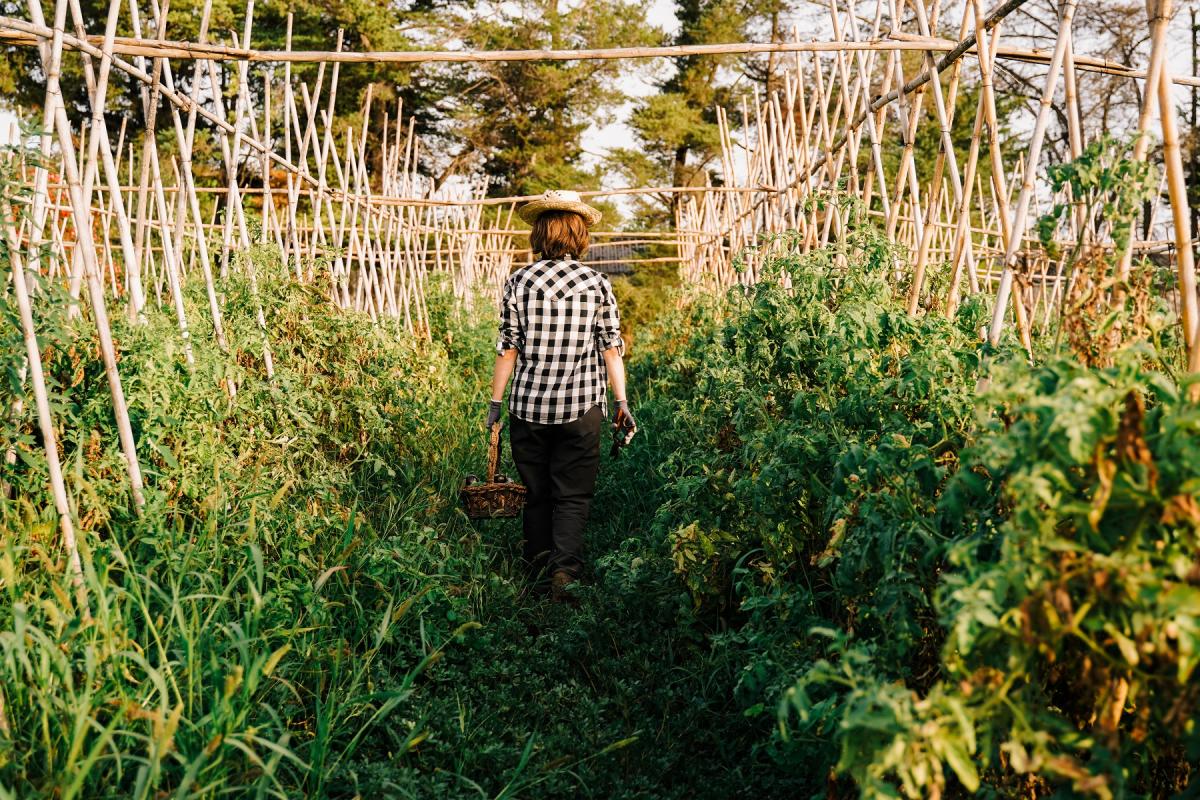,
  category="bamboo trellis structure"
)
[1,0,1198,616]
[675,0,1196,355]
